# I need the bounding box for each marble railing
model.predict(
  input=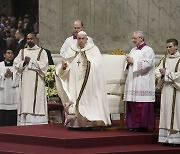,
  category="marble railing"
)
[52,54,163,66]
